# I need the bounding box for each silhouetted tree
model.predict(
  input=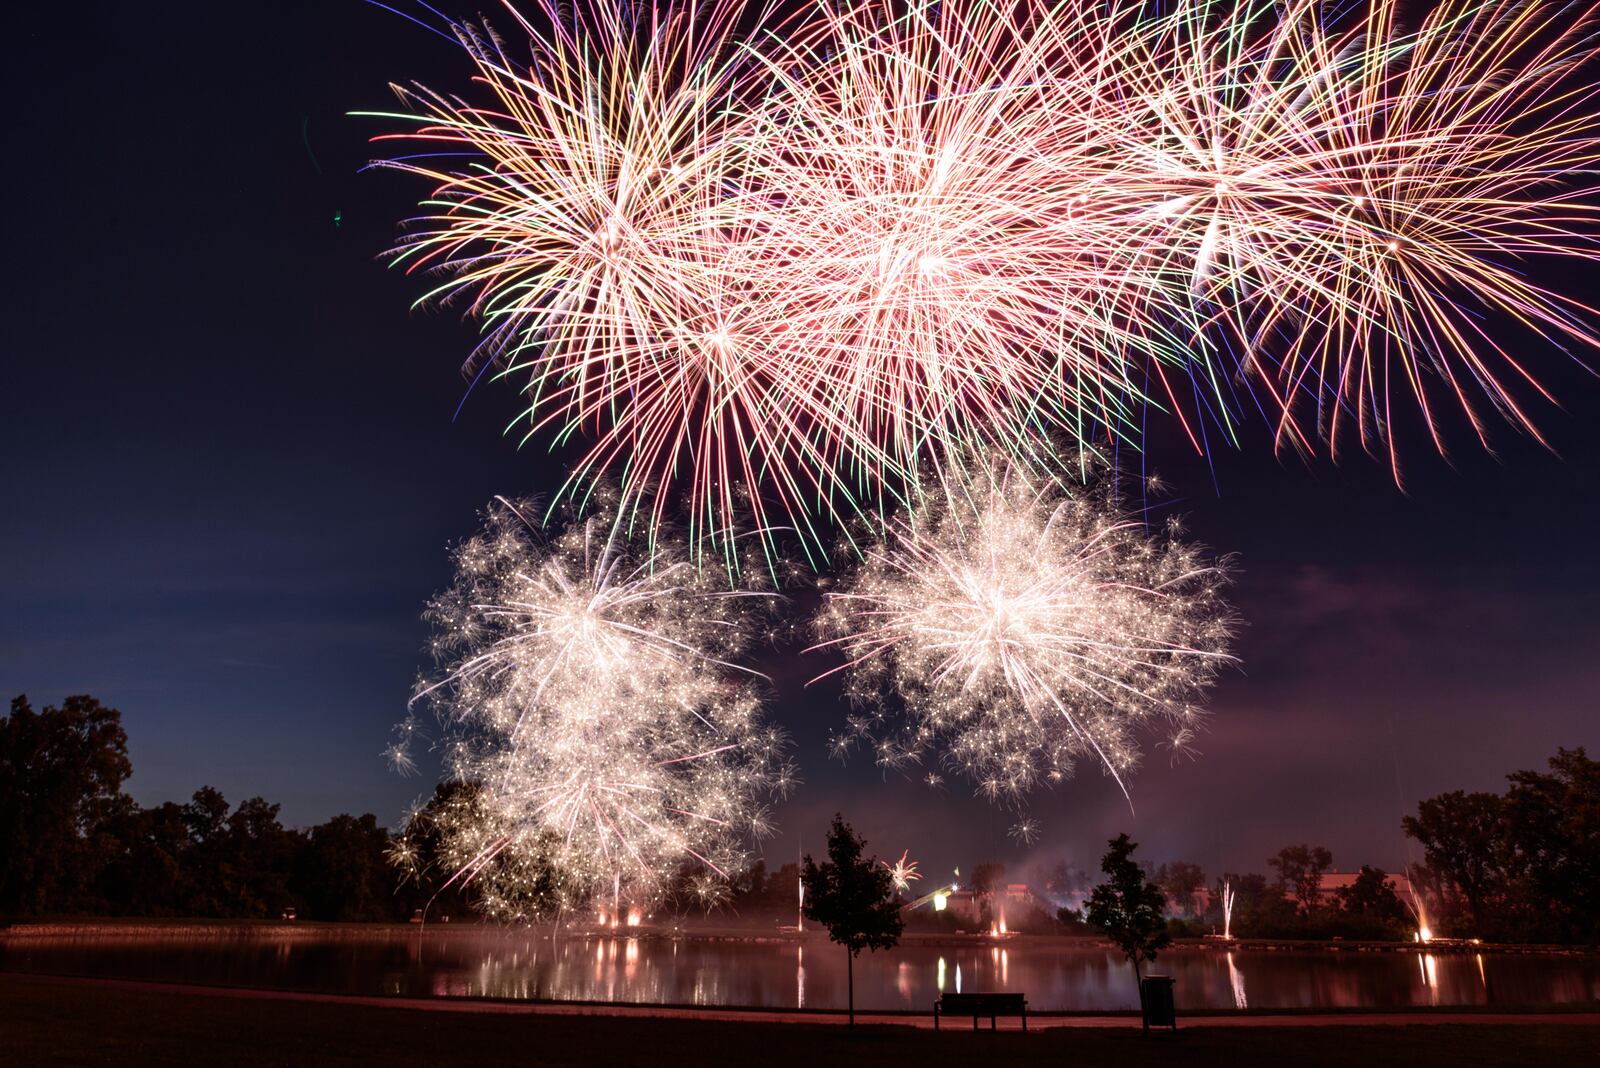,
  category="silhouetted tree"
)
[967,861,1006,926]
[1504,748,1599,944]
[1334,866,1411,935]
[181,786,235,915]
[224,797,300,917]
[390,780,517,918]
[1154,861,1206,918]
[1402,749,1599,943]
[727,860,769,912]
[0,695,132,915]
[1269,844,1333,915]
[118,801,192,915]
[1213,872,1297,937]
[801,815,904,1025]
[1033,859,1089,899]
[295,813,396,921]
[968,861,1006,894]
[1402,790,1509,937]
[1086,834,1171,991]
